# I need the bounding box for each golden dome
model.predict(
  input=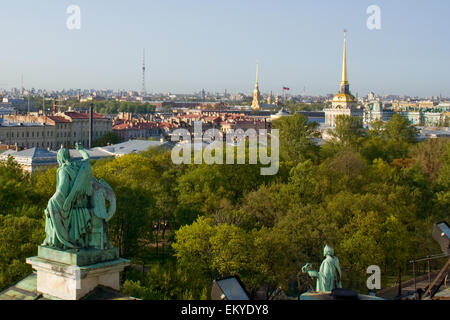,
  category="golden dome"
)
[332,93,356,103]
